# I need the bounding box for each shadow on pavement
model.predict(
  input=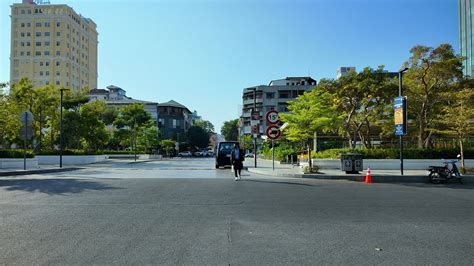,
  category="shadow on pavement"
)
[396,182,474,190]
[0,179,121,195]
[241,179,318,187]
